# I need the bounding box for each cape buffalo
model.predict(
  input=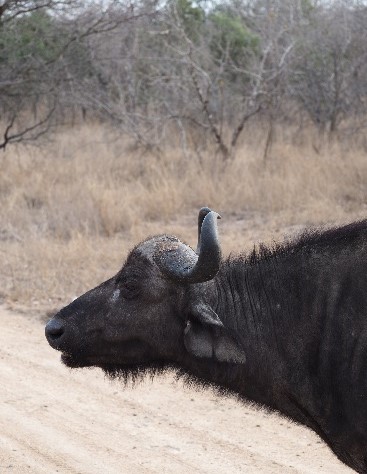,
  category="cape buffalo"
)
[46,208,367,473]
